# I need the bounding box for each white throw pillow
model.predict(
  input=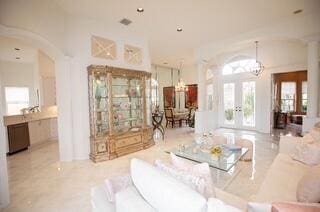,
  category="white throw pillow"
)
[207,198,241,212]
[292,142,320,166]
[170,152,215,198]
[131,158,207,212]
[247,202,271,212]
